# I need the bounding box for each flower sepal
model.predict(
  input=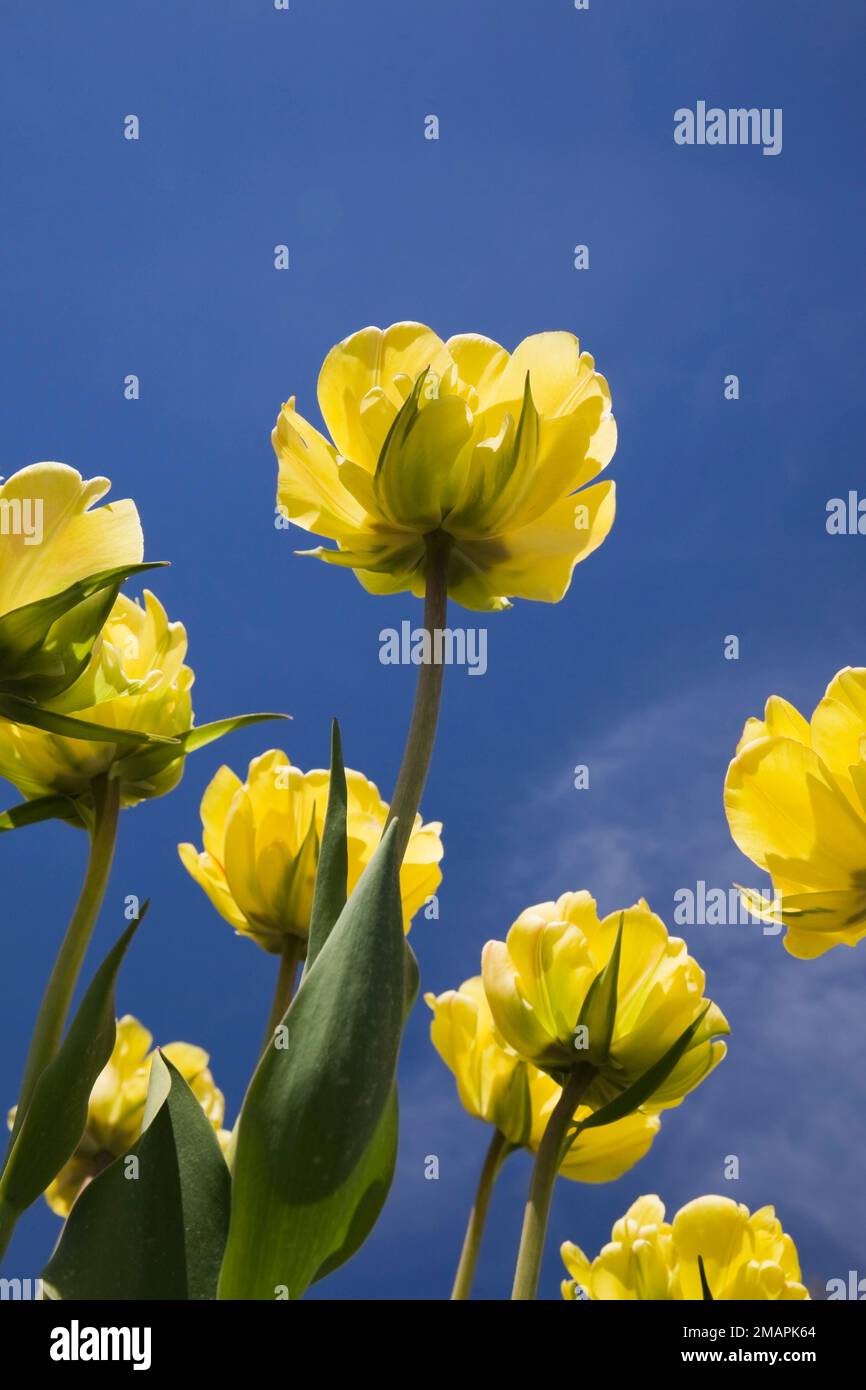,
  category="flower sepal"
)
[0,561,167,701]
